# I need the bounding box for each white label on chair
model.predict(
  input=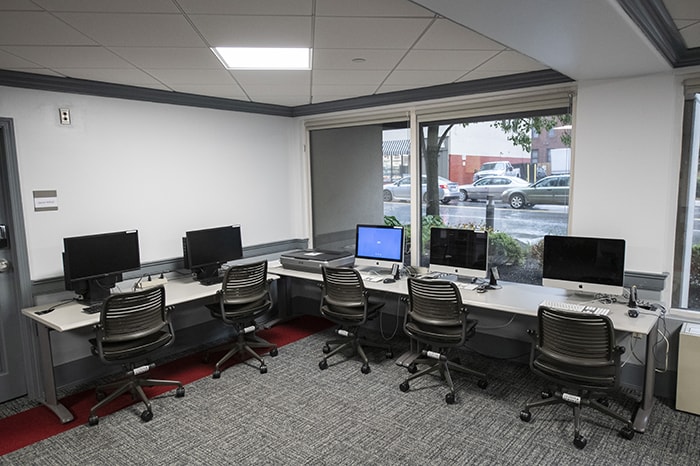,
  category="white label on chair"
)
[562,393,581,405]
[243,325,256,334]
[425,350,441,360]
[133,364,151,376]
[337,329,350,337]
